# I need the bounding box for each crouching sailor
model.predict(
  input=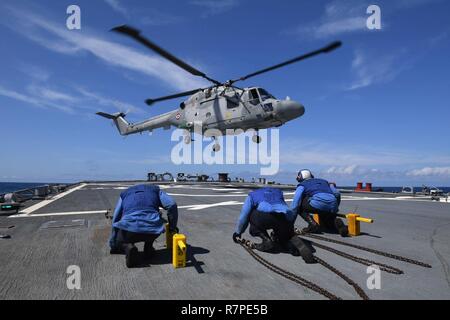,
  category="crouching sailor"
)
[109,184,179,268]
[233,187,315,263]
[291,169,348,237]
